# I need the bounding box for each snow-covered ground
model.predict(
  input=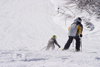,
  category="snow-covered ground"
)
[0,0,100,67]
